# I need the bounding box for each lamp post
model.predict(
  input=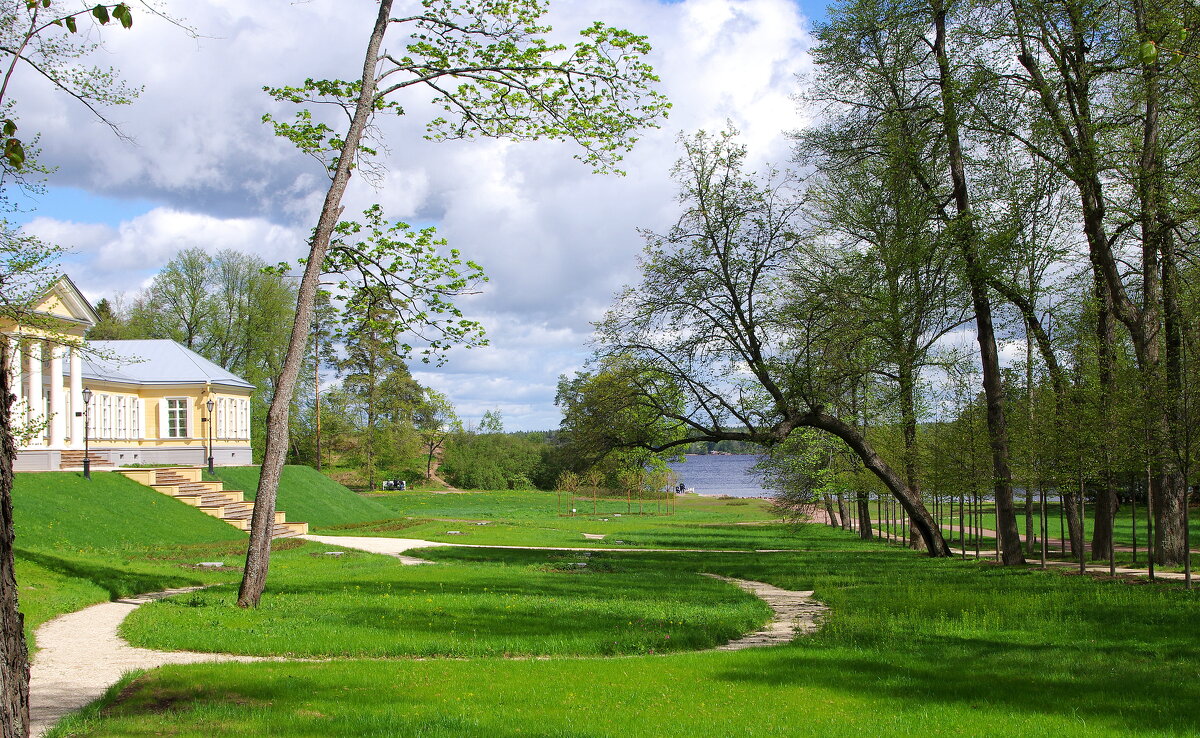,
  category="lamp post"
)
[206,398,215,474]
[81,387,93,480]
